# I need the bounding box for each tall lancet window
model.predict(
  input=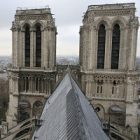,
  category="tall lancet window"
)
[97,24,106,69]
[25,26,30,67]
[36,25,41,67]
[111,24,120,69]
